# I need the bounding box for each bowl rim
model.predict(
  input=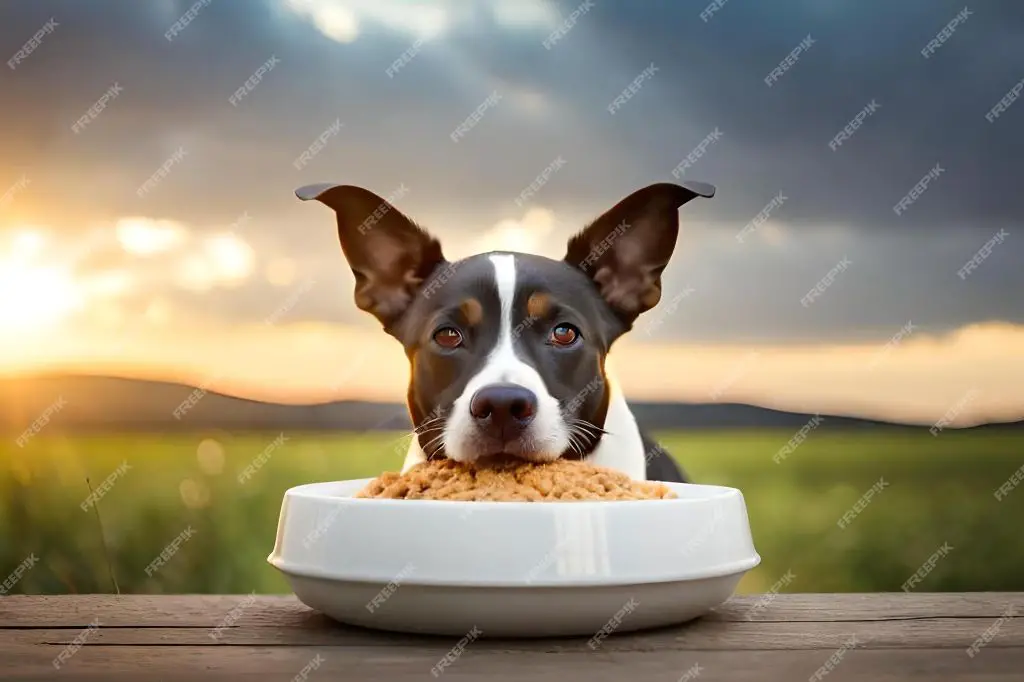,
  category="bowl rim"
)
[282,479,745,509]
